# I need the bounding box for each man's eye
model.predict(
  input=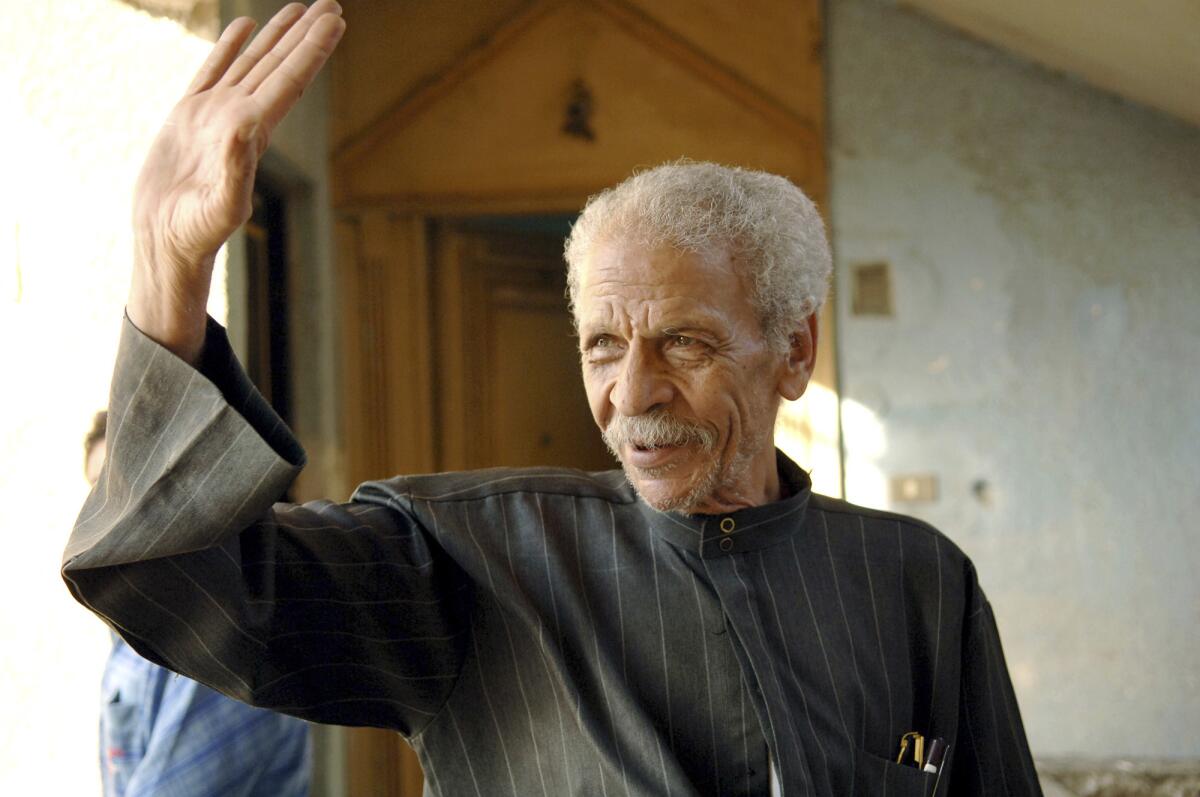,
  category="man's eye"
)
[585,336,621,361]
[667,334,701,349]
[665,334,710,360]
